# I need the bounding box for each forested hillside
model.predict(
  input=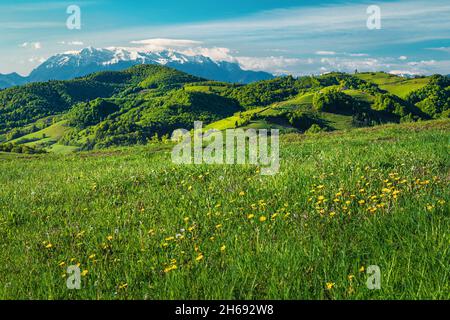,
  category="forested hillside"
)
[0,65,448,153]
